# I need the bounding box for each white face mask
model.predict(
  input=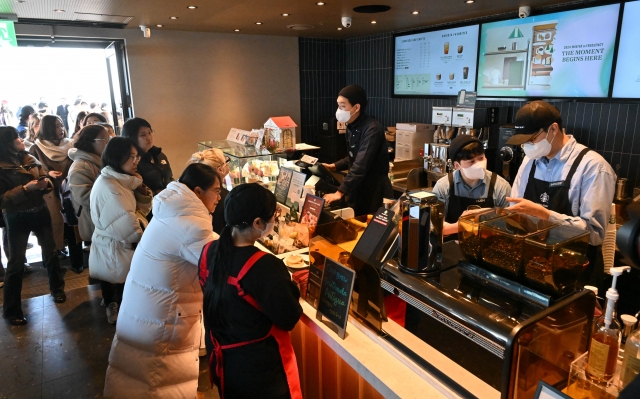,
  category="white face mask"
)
[460,159,487,180]
[258,221,275,238]
[335,107,356,123]
[523,130,554,159]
